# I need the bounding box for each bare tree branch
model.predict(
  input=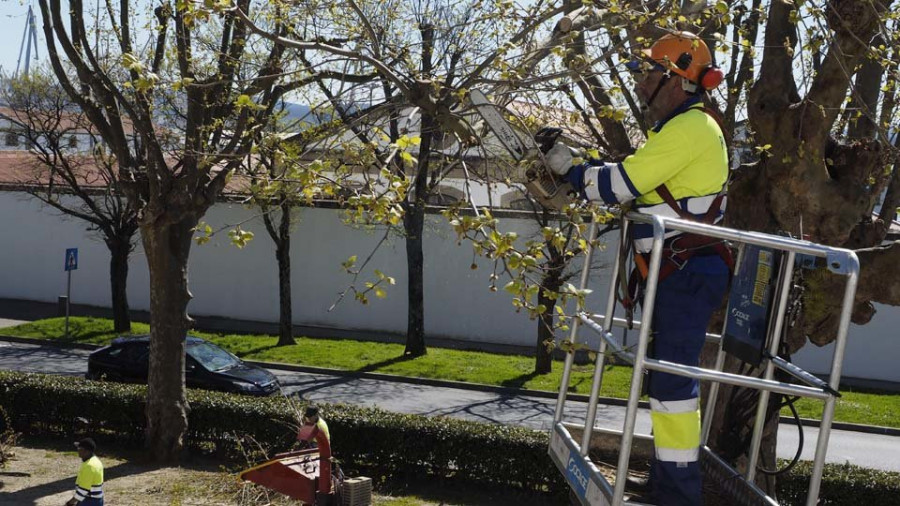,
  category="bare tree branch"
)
[232,5,411,96]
